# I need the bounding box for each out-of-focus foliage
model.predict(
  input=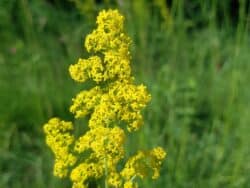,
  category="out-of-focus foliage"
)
[0,0,250,187]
